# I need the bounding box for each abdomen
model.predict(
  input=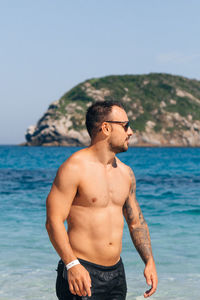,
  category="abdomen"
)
[67,205,124,266]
